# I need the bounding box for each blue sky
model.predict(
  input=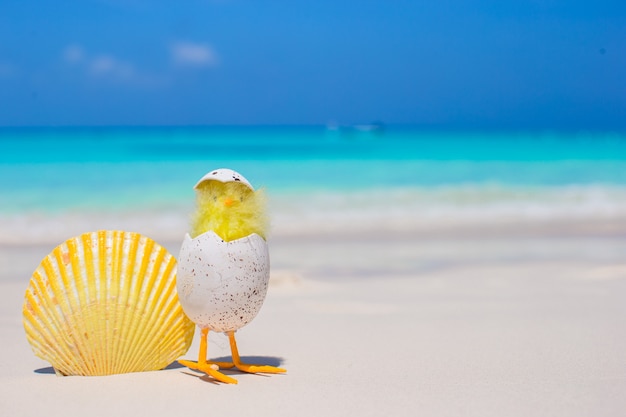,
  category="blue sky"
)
[0,1,624,128]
